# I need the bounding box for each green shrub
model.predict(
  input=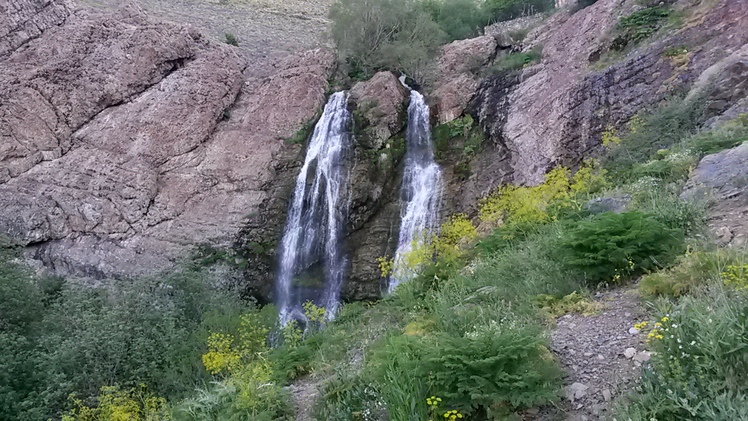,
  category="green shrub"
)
[224,33,239,46]
[423,0,487,41]
[630,184,707,235]
[367,335,429,421]
[559,211,686,286]
[617,289,748,420]
[631,150,698,182]
[313,368,381,421]
[639,249,746,297]
[687,115,748,155]
[492,48,542,71]
[173,380,294,421]
[533,291,599,319]
[483,0,554,23]
[611,6,670,51]
[0,250,248,420]
[424,324,562,416]
[330,0,445,81]
[476,220,542,255]
[604,98,704,180]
